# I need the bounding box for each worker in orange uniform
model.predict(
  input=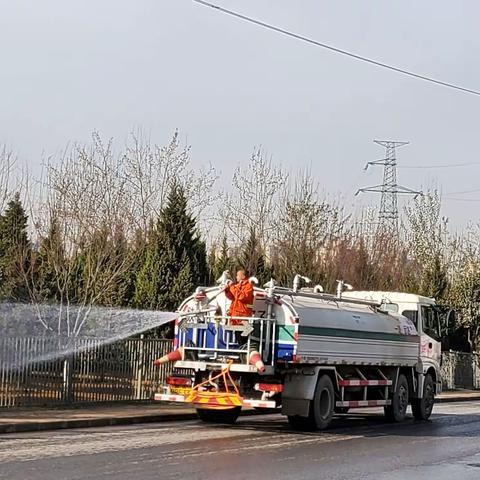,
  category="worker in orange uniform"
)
[223,268,265,371]
[223,268,254,325]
